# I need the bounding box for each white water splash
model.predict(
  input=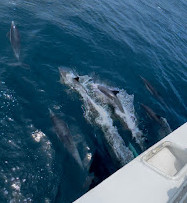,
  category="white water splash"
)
[31,130,45,142]
[31,130,54,170]
[11,180,21,191]
[115,90,144,149]
[8,177,26,203]
[158,117,172,137]
[82,144,93,170]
